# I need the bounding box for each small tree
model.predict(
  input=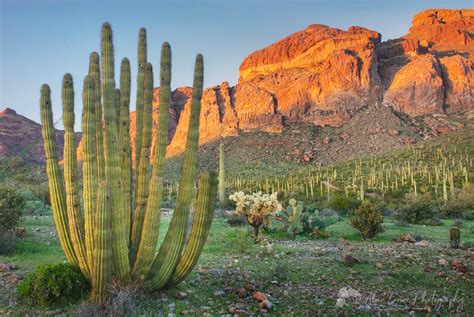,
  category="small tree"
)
[349,201,384,239]
[229,191,282,240]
